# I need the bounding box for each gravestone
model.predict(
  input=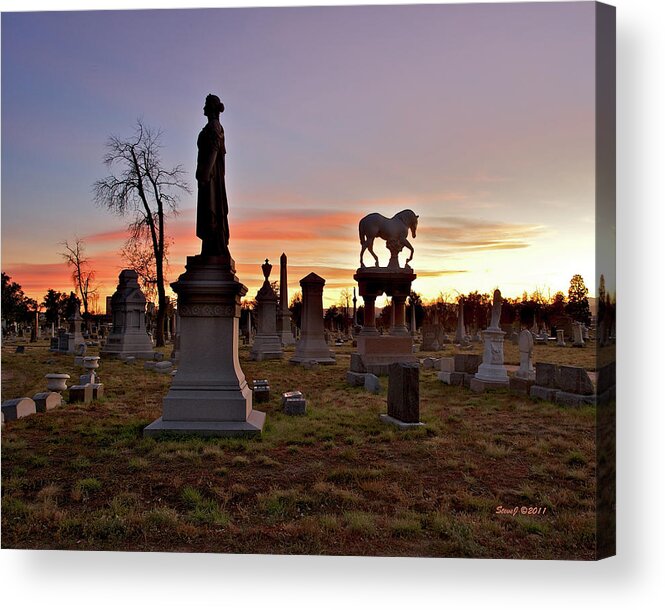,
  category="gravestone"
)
[33,392,62,413]
[572,322,585,347]
[556,329,566,347]
[253,379,270,403]
[421,324,440,351]
[68,384,93,404]
[380,362,423,429]
[470,289,509,392]
[102,270,155,359]
[290,273,335,365]
[364,373,381,394]
[282,391,306,415]
[454,298,466,344]
[250,259,284,361]
[515,330,535,380]
[276,252,296,346]
[66,305,85,355]
[1,397,37,421]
